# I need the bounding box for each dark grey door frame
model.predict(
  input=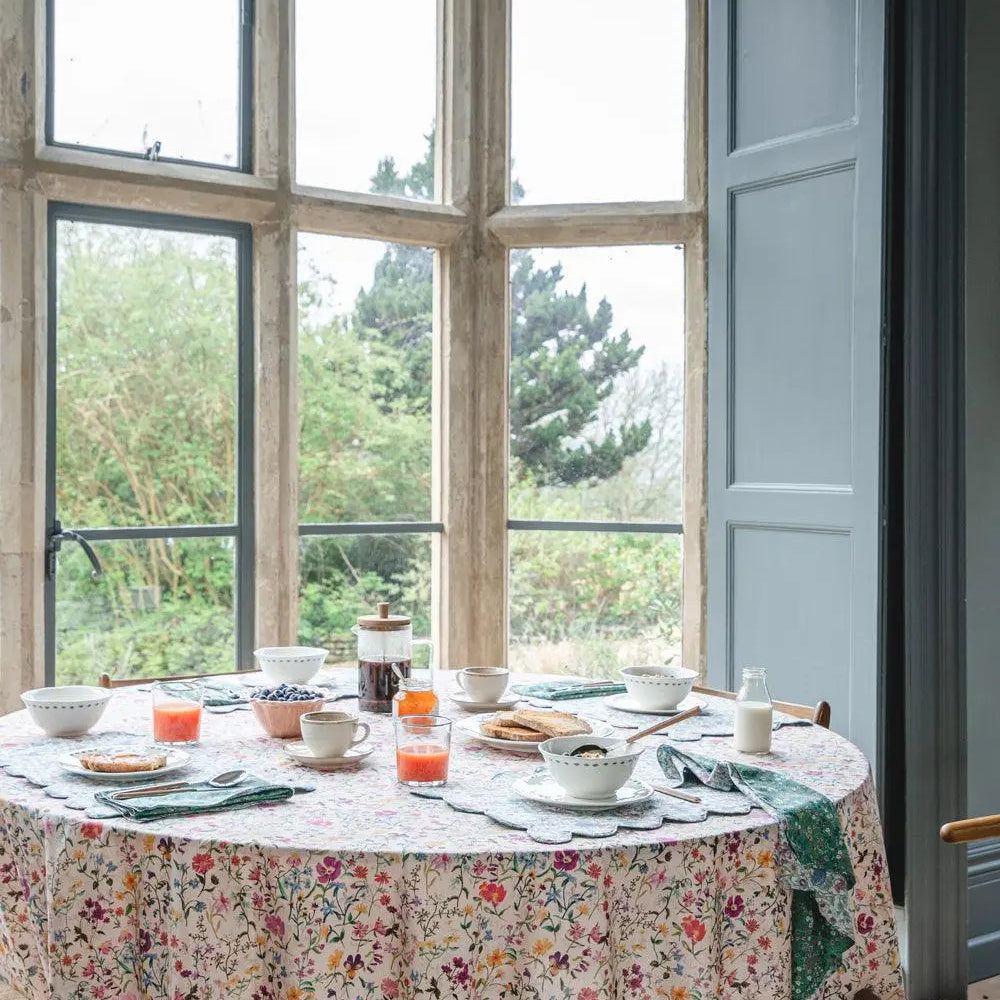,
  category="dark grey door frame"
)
[884,0,967,996]
[44,202,255,683]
